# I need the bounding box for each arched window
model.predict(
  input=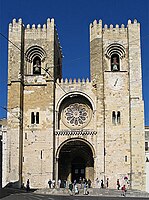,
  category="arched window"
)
[33,56,41,75]
[111,54,120,71]
[112,111,116,124]
[25,45,46,75]
[117,111,121,124]
[105,43,125,72]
